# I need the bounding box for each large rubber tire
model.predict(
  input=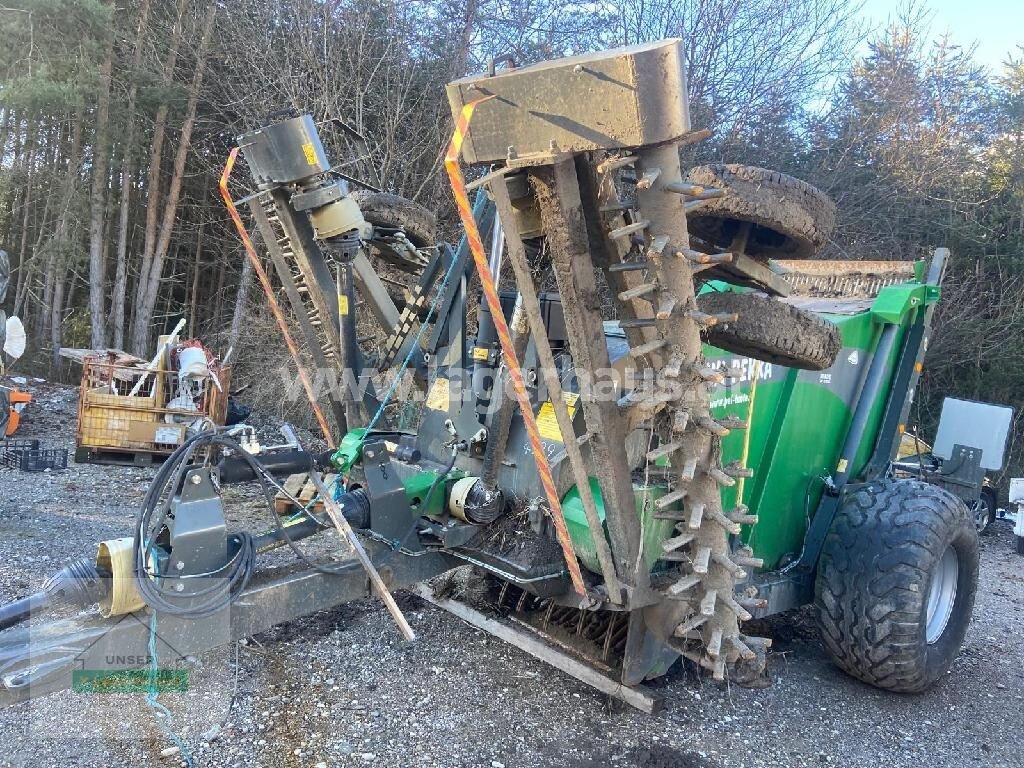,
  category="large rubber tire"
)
[350,190,437,247]
[815,479,979,693]
[685,164,836,259]
[350,190,437,274]
[697,291,840,370]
